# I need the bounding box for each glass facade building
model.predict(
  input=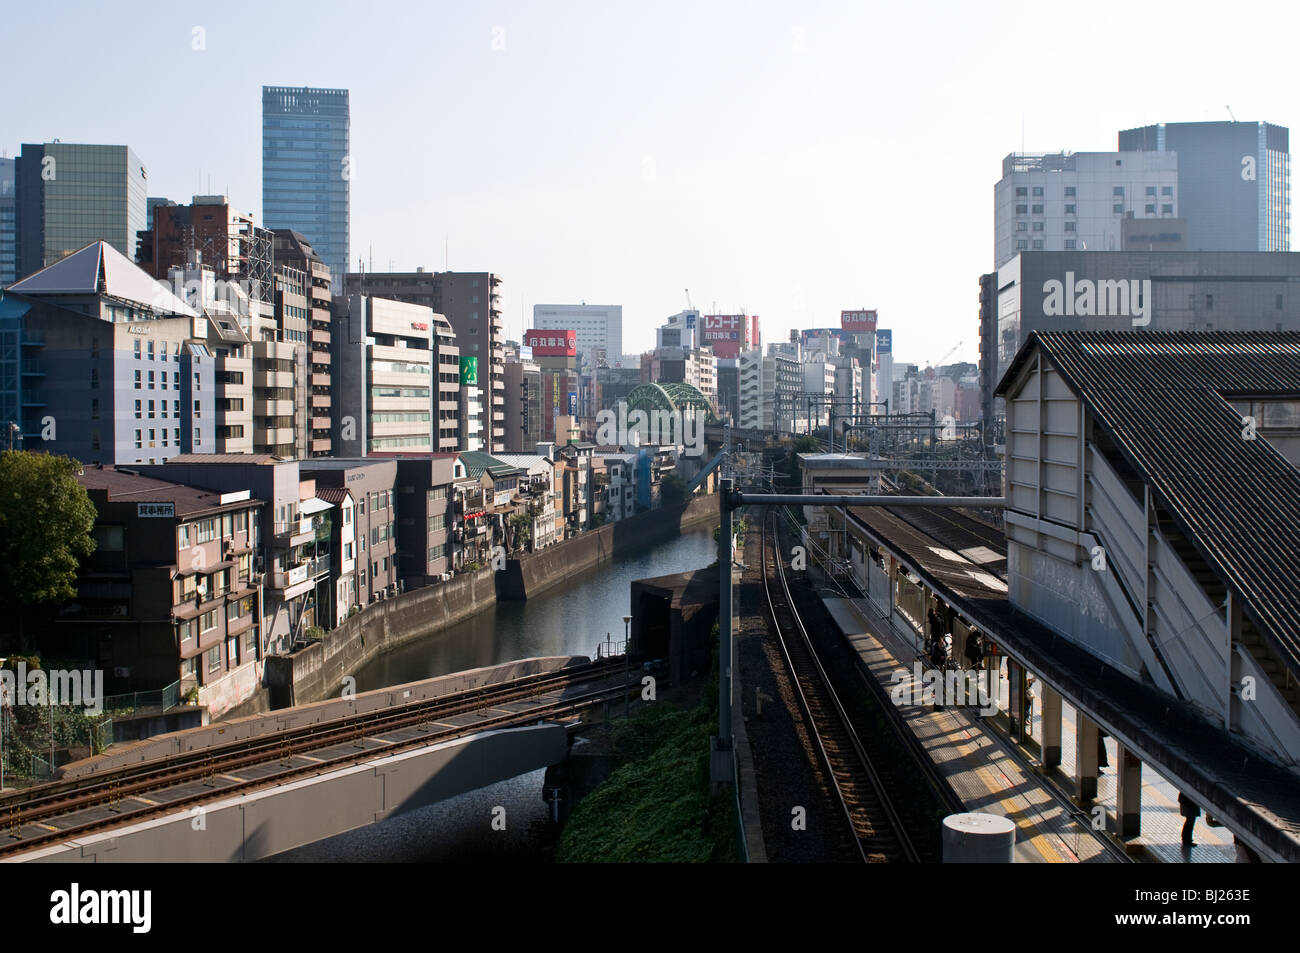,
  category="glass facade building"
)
[262,86,350,287]
[0,158,14,286]
[13,143,147,280]
[1119,121,1290,253]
